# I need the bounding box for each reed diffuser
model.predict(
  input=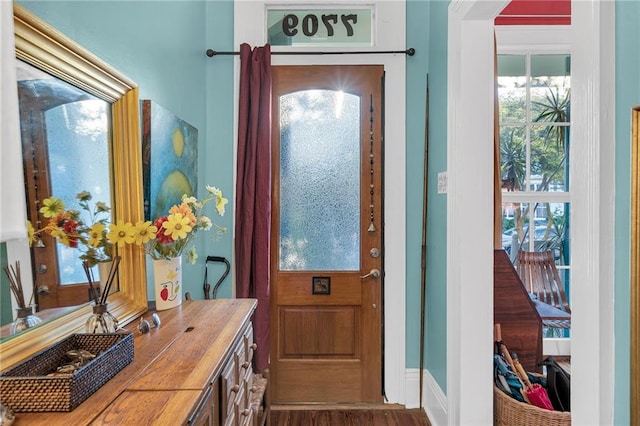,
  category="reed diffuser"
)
[83,256,121,333]
[2,261,42,335]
